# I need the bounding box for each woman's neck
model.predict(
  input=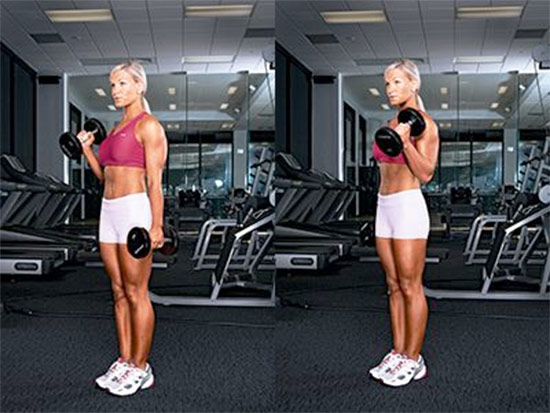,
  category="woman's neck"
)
[397,96,418,111]
[122,101,144,121]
